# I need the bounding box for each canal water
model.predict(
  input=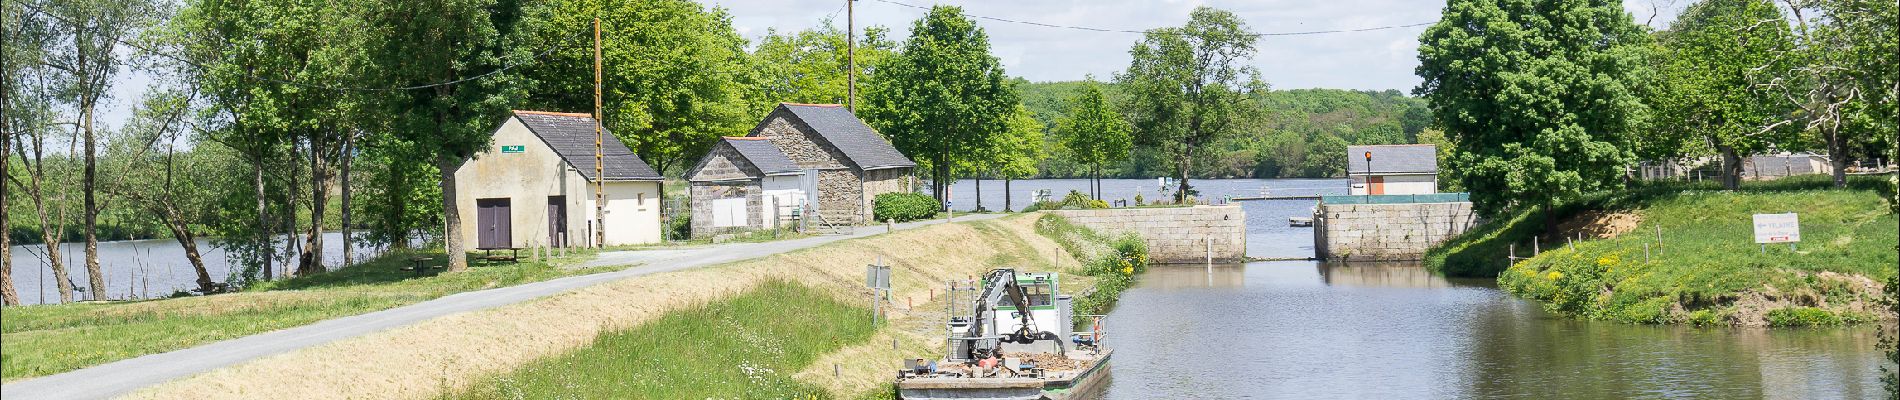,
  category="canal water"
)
[1075,178,1892,399]
[8,232,397,305]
